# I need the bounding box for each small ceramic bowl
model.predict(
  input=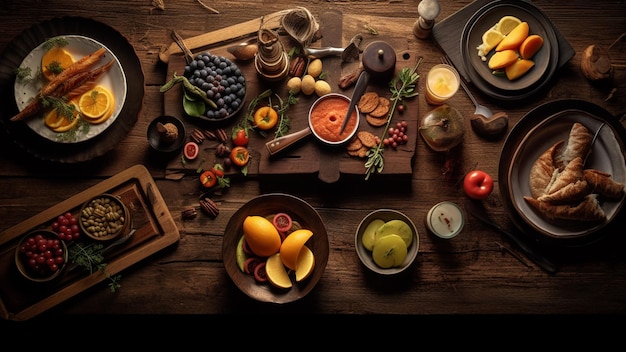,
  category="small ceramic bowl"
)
[355,209,419,275]
[15,230,68,283]
[222,193,329,303]
[147,115,186,153]
[79,193,130,242]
